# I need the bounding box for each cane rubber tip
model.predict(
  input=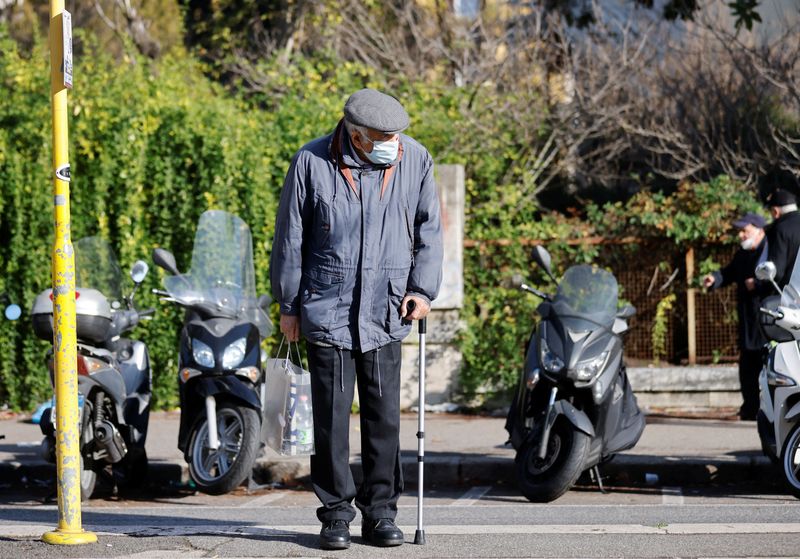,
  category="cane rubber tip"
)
[414,529,426,545]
